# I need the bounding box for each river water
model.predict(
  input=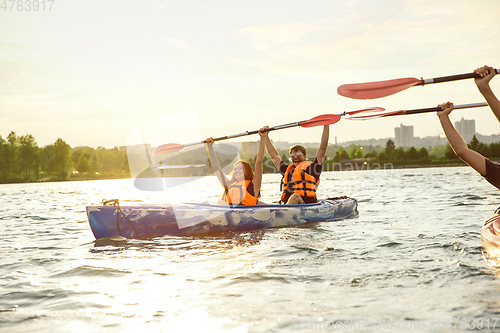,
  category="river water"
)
[1,166,500,332]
